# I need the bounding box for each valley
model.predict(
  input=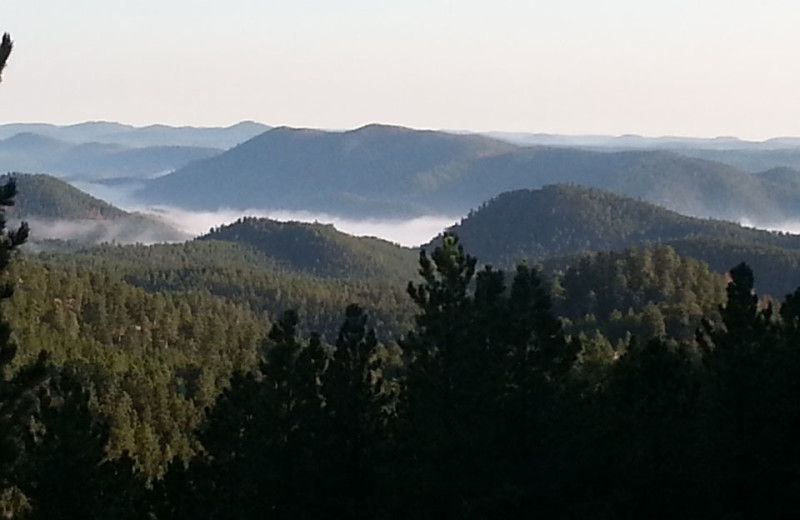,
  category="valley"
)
[3,120,800,518]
